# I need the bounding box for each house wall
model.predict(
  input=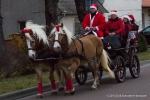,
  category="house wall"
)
[103,0,142,30]
[142,8,150,28]
[60,15,77,35]
[1,0,46,40]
